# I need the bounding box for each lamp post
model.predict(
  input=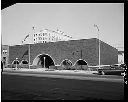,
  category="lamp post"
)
[94,24,100,69]
[16,58,18,70]
[44,57,46,68]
